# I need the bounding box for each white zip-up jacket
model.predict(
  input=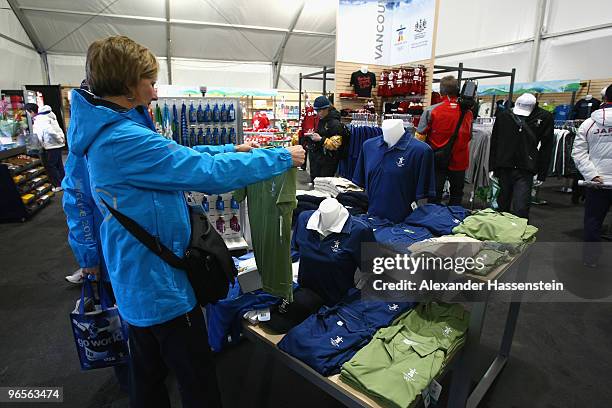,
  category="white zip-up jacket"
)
[572,106,612,183]
[32,105,66,150]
